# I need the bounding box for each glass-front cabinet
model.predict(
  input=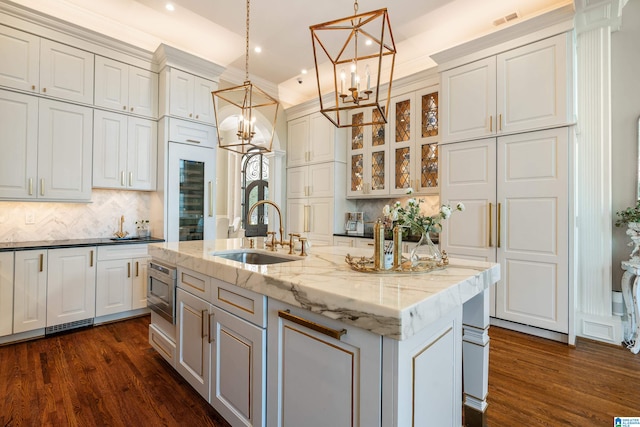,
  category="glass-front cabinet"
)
[346,87,439,198]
